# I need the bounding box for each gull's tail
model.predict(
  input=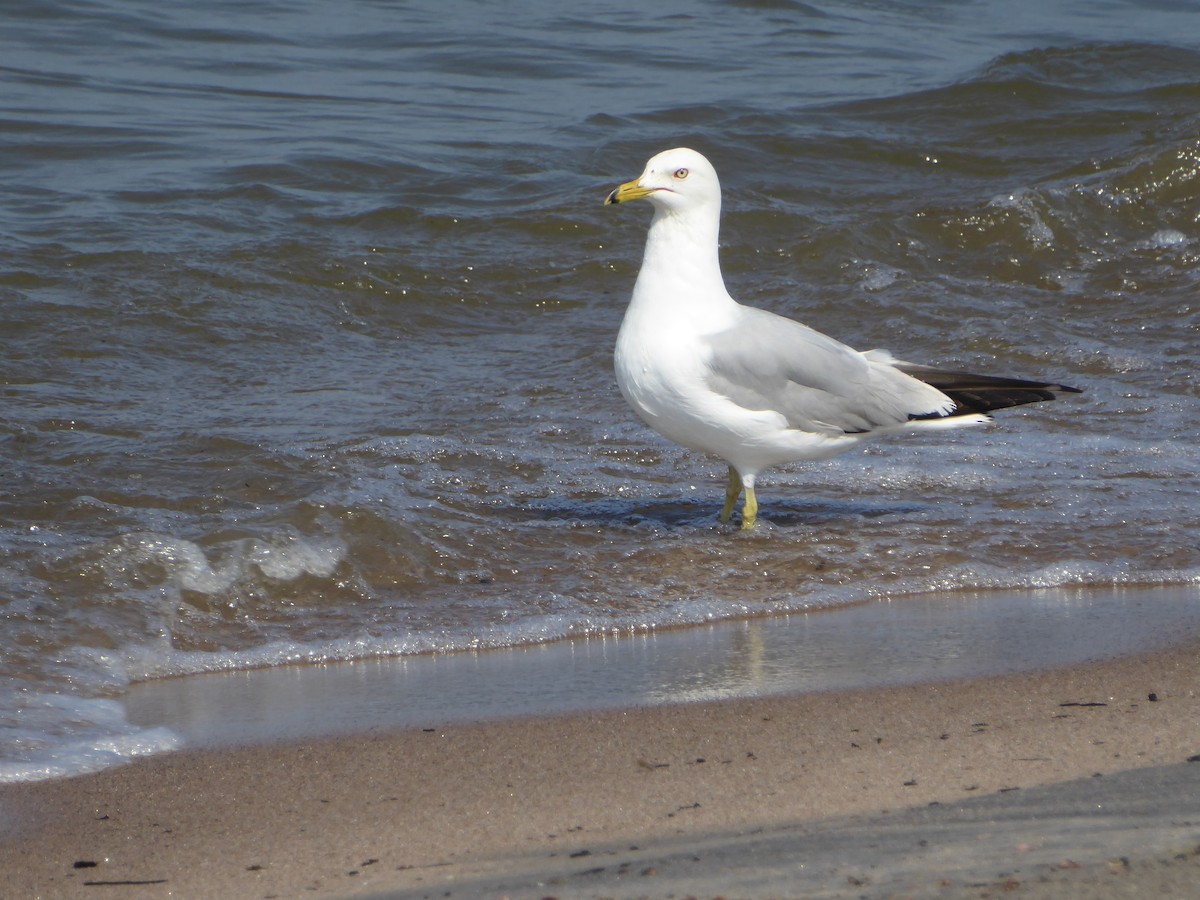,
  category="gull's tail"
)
[897,364,1083,418]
